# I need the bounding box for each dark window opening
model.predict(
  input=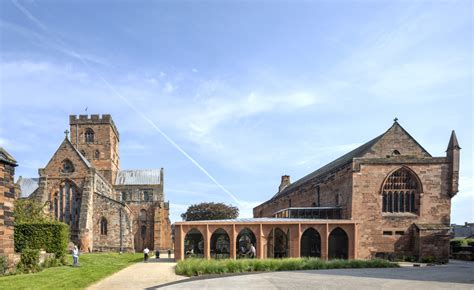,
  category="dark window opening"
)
[85,128,94,143]
[383,231,393,236]
[94,150,100,160]
[395,231,405,235]
[100,217,107,235]
[61,159,74,173]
